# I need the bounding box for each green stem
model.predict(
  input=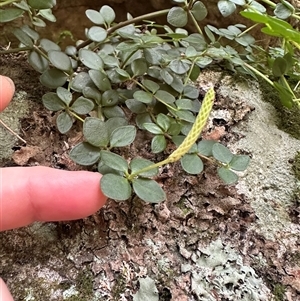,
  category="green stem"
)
[0,46,31,54]
[186,8,203,35]
[128,158,171,180]
[280,75,296,98]
[258,0,276,8]
[132,79,178,112]
[68,110,84,123]
[184,59,196,85]
[0,0,16,6]
[237,23,258,37]
[244,62,274,87]
[76,9,170,50]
